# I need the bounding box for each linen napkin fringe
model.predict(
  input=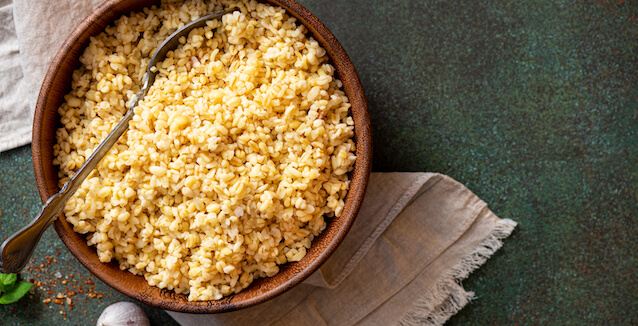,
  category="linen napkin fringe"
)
[398,218,517,326]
